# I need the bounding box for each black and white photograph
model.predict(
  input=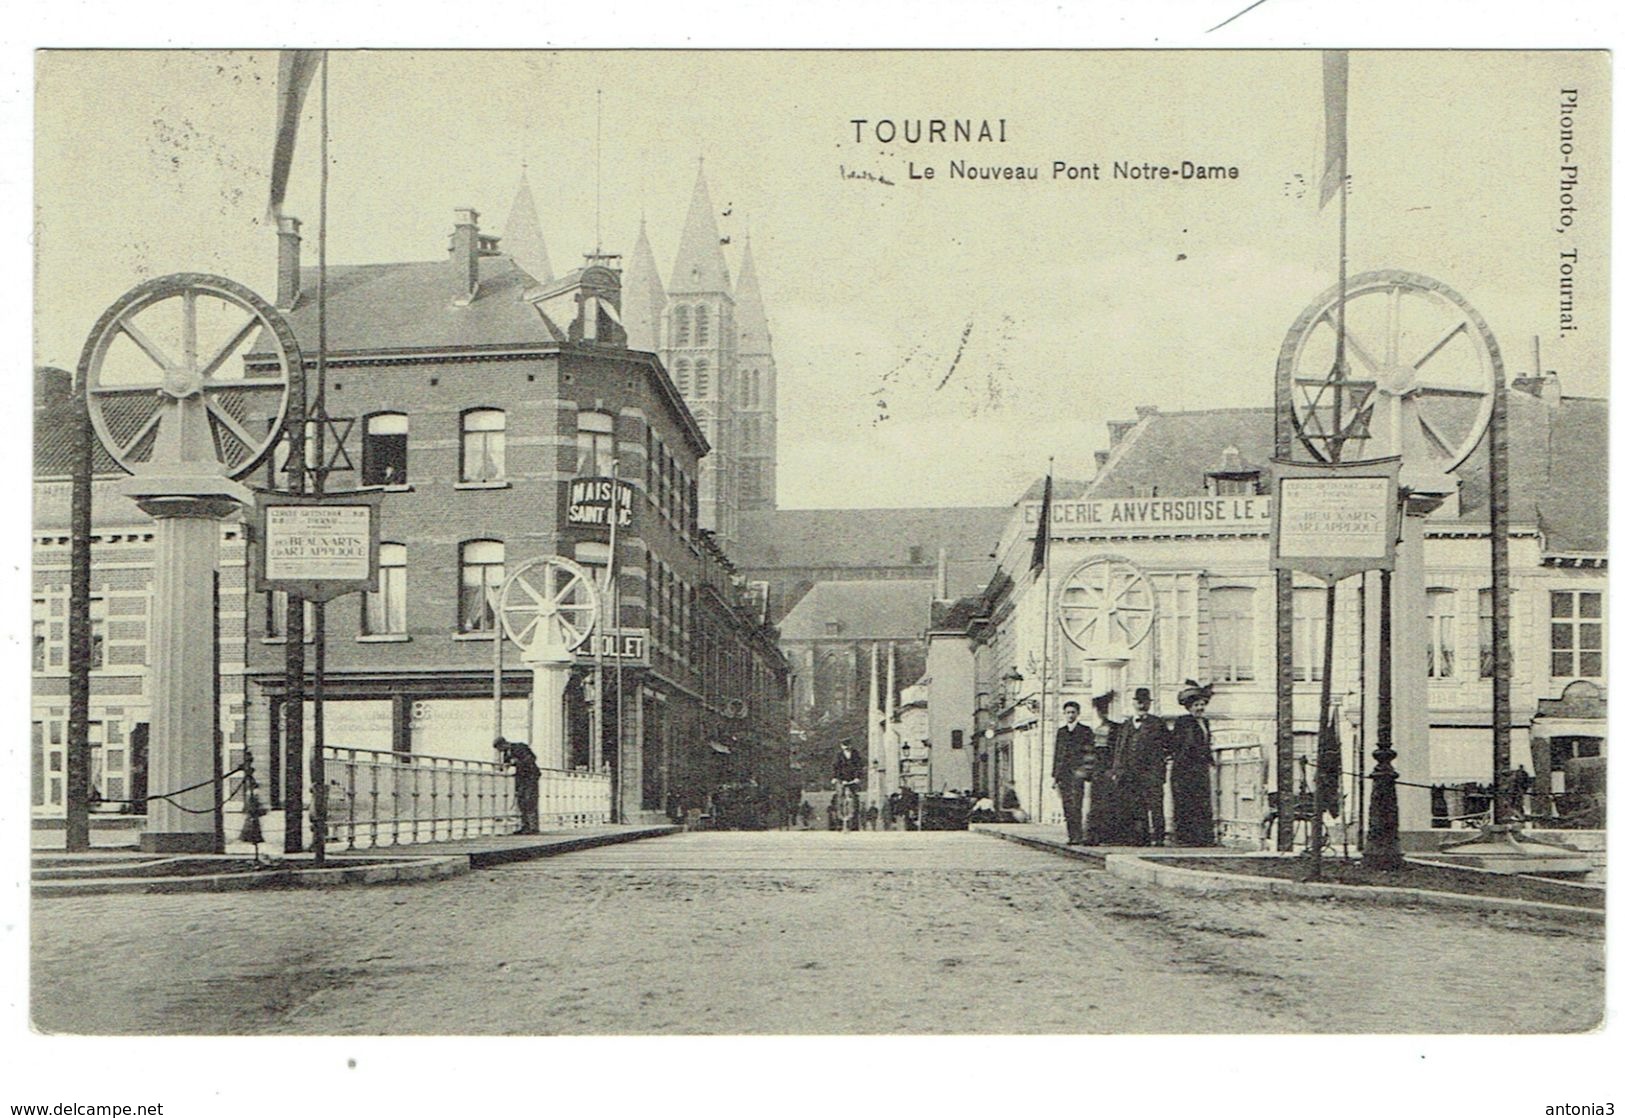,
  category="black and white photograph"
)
[7,9,1619,1115]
